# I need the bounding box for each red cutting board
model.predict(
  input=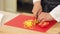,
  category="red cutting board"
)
[4,14,57,32]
